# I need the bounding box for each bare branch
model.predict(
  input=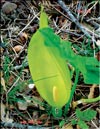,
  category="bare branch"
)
[58,0,91,38]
